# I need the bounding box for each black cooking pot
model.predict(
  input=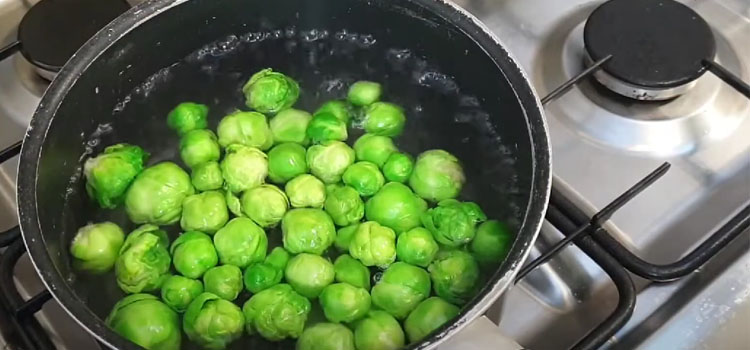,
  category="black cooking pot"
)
[17,0,550,348]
